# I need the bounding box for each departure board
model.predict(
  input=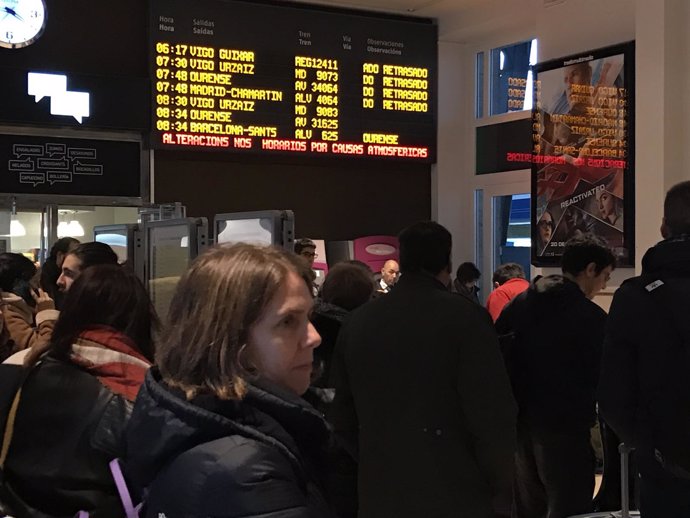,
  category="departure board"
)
[150,0,437,161]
